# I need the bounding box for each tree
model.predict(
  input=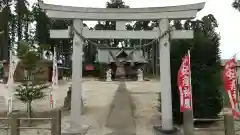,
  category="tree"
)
[169,14,223,124]
[0,0,13,60]
[233,0,240,11]
[15,40,48,122]
[32,0,51,45]
[14,0,30,42]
